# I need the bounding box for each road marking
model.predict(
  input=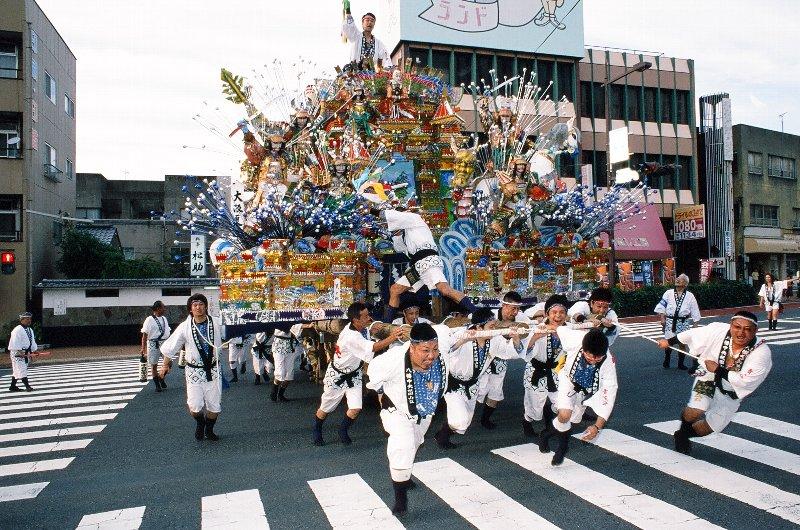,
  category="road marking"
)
[647,420,800,476]
[0,438,93,458]
[768,338,800,345]
[201,489,269,529]
[0,424,105,443]
[308,473,404,529]
[2,371,145,385]
[0,481,48,502]
[0,382,146,401]
[732,412,800,442]
[0,403,127,421]
[0,388,143,405]
[0,377,151,391]
[0,359,140,375]
[0,362,142,379]
[0,457,74,477]
[0,414,118,432]
[76,506,146,529]
[0,394,138,413]
[494,443,723,529]
[588,429,800,524]
[412,457,559,529]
